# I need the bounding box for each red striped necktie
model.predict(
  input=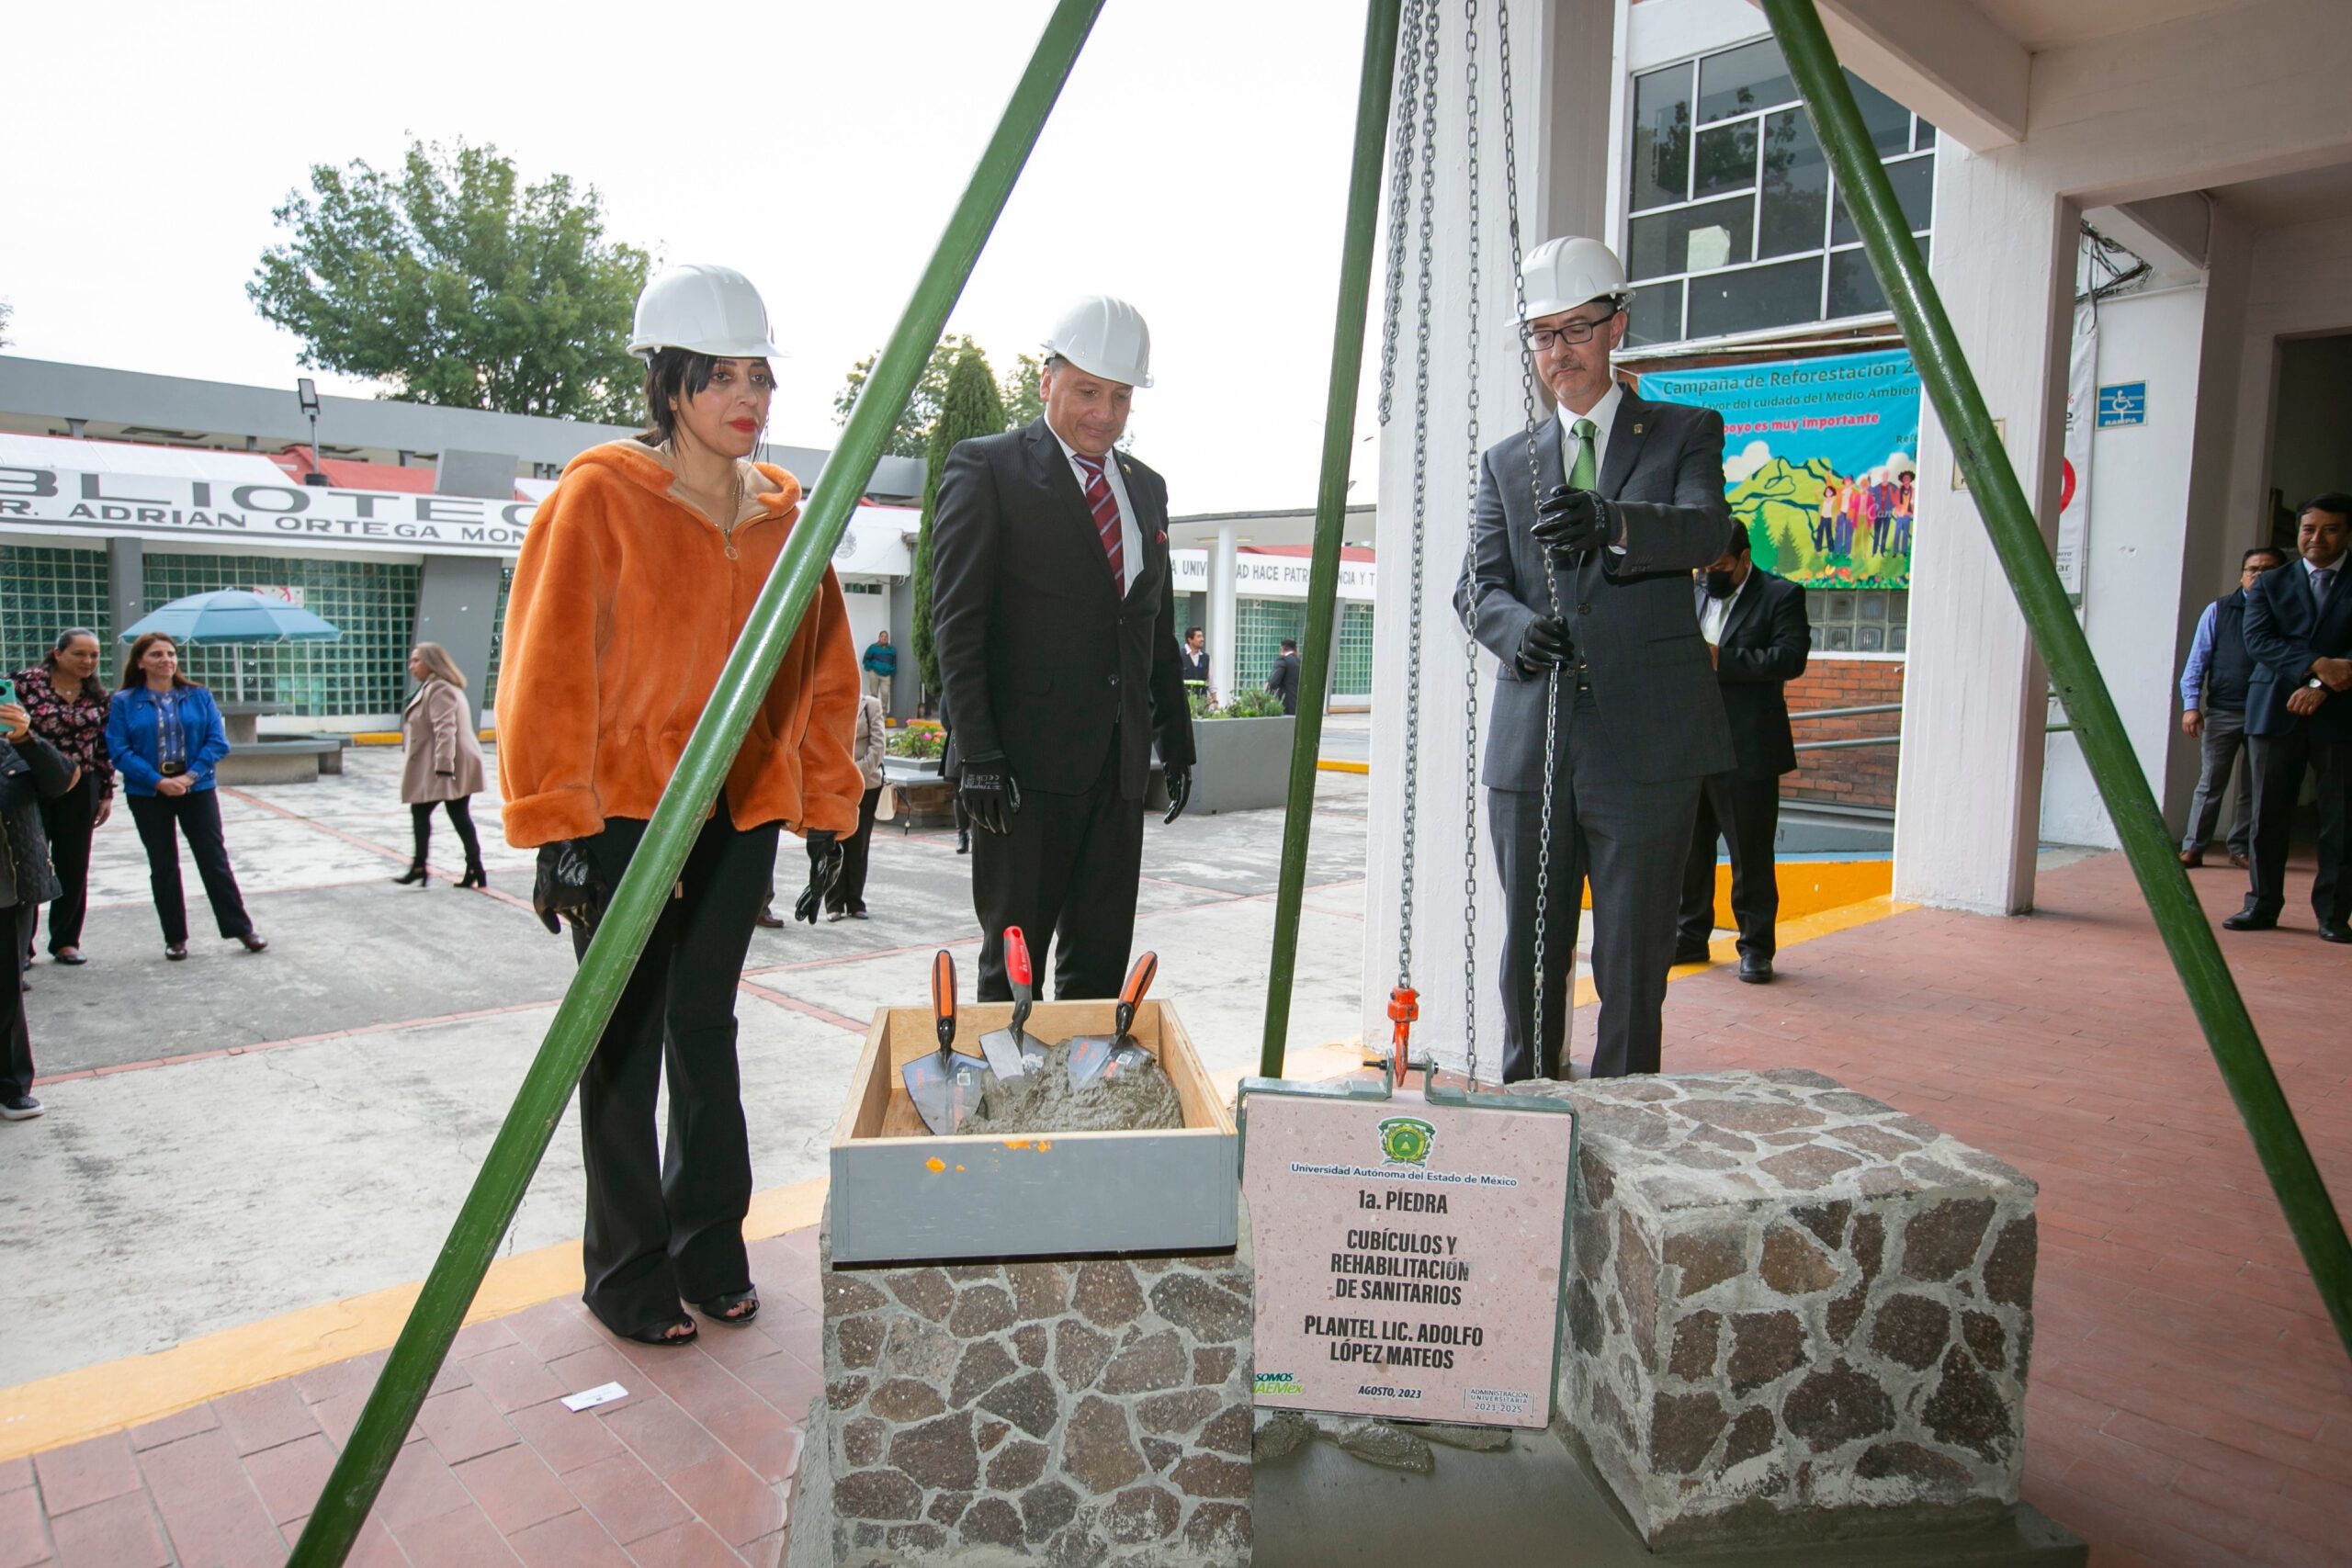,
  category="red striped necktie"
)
[1070,453,1125,592]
